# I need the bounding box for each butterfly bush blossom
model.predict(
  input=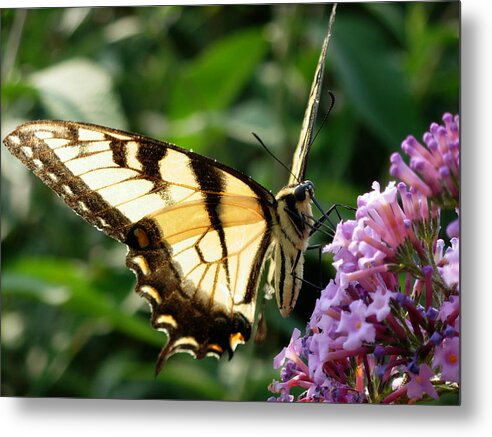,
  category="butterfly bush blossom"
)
[268,113,459,403]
